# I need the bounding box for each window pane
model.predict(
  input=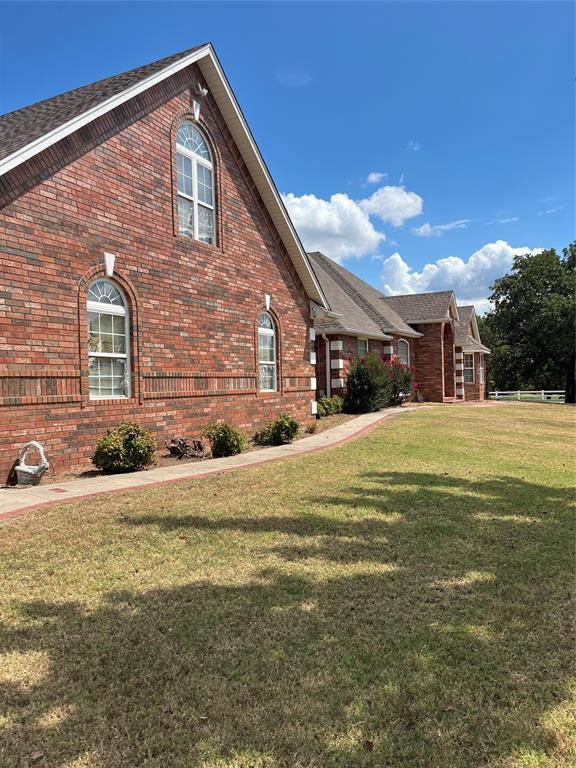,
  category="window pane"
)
[259,363,276,391]
[176,123,211,160]
[177,152,193,198]
[398,341,409,365]
[88,280,123,306]
[358,339,368,357]
[197,205,214,244]
[197,164,213,206]
[178,197,194,237]
[258,313,273,330]
[259,333,275,362]
[89,356,127,397]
